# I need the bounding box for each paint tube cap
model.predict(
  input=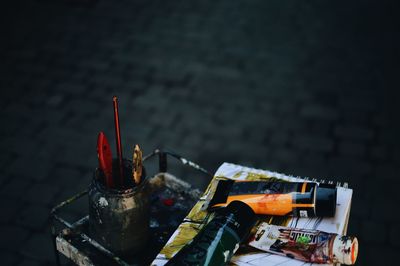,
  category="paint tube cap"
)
[333,235,358,265]
[224,201,257,241]
[315,183,337,217]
